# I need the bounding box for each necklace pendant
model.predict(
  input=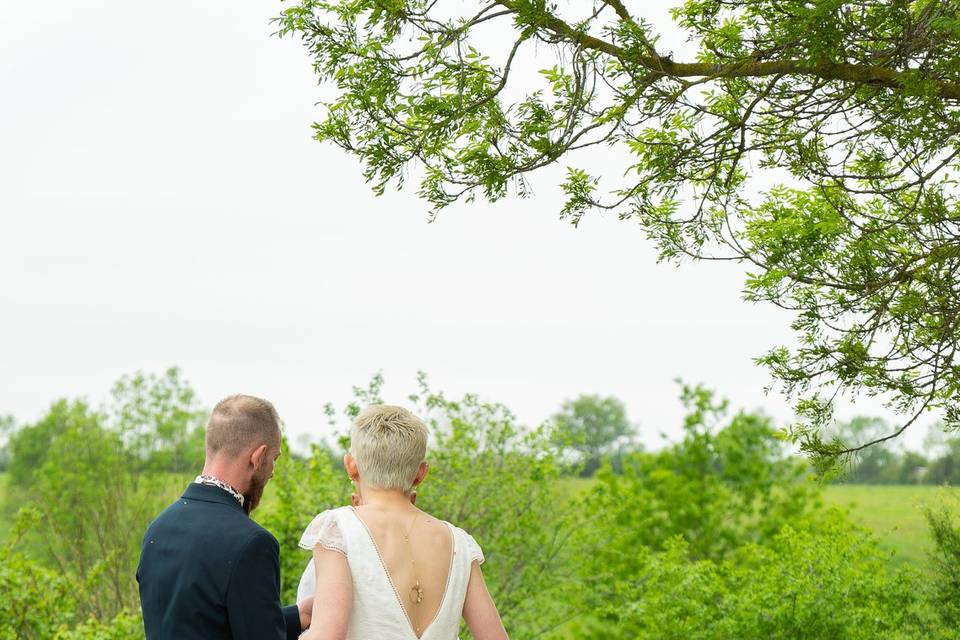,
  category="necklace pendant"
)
[410,580,424,604]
